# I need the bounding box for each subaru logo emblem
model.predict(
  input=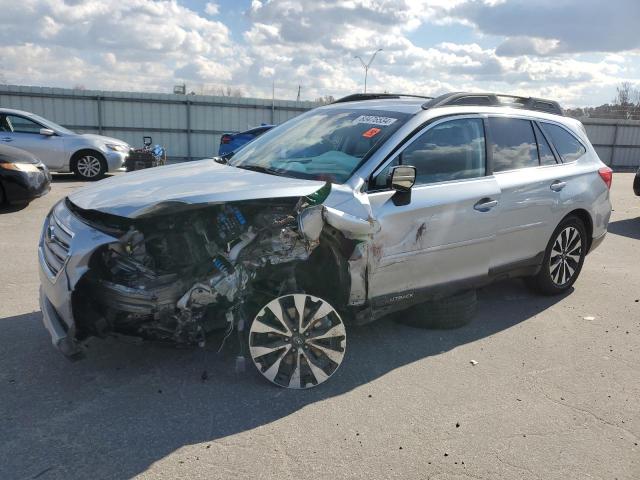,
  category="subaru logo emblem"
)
[47,224,56,242]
